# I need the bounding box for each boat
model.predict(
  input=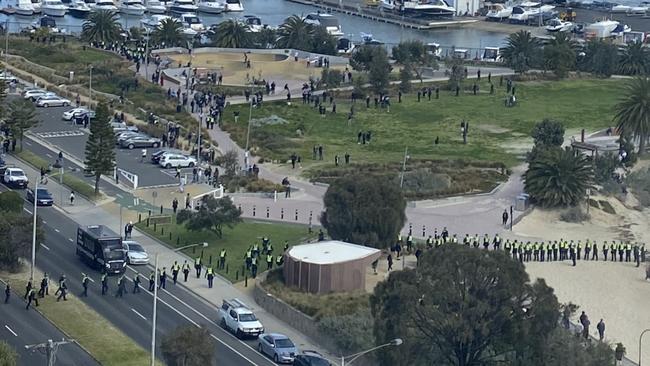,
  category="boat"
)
[336,37,355,54]
[509,2,555,23]
[119,0,145,15]
[610,4,630,12]
[425,42,442,58]
[94,0,117,10]
[68,0,90,17]
[585,19,620,37]
[360,32,383,45]
[31,0,42,13]
[379,0,397,11]
[400,0,455,17]
[485,3,512,20]
[179,12,204,32]
[223,0,242,12]
[626,5,648,14]
[545,18,574,32]
[243,15,263,32]
[305,13,344,36]
[41,0,67,16]
[610,22,631,36]
[145,0,165,13]
[482,46,501,62]
[168,0,197,15]
[141,13,171,28]
[15,0,35,16]
[196,0,223,14]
